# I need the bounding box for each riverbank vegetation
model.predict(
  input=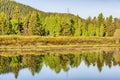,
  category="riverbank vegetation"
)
[0,36,120,50]
[0,36,115,45]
